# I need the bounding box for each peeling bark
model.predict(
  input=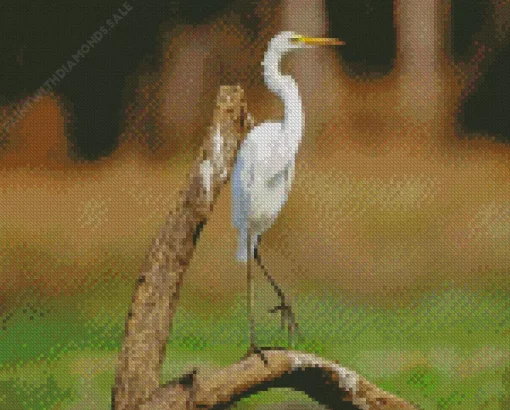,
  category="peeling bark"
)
[112,85,251,410]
